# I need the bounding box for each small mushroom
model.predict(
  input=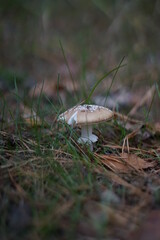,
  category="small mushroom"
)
[58,104,113,150]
